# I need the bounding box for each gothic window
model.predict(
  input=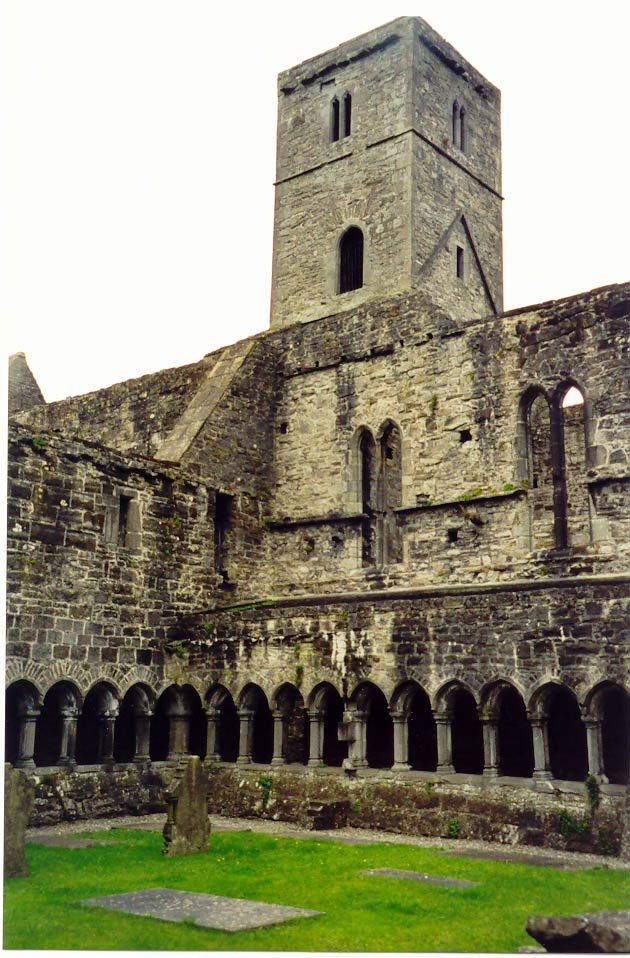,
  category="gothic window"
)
[459,106,467,152]
[451,101,467,152]
[339,226,364,293]
[331,97,340,142]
